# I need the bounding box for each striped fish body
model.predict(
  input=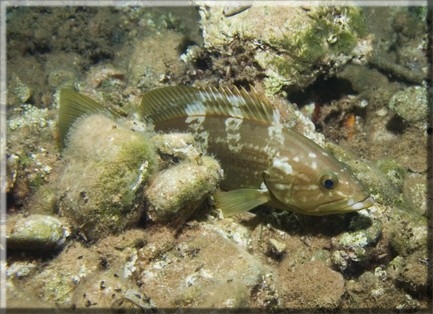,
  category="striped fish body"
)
[149,105,275,191]
[139,86,374,216]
